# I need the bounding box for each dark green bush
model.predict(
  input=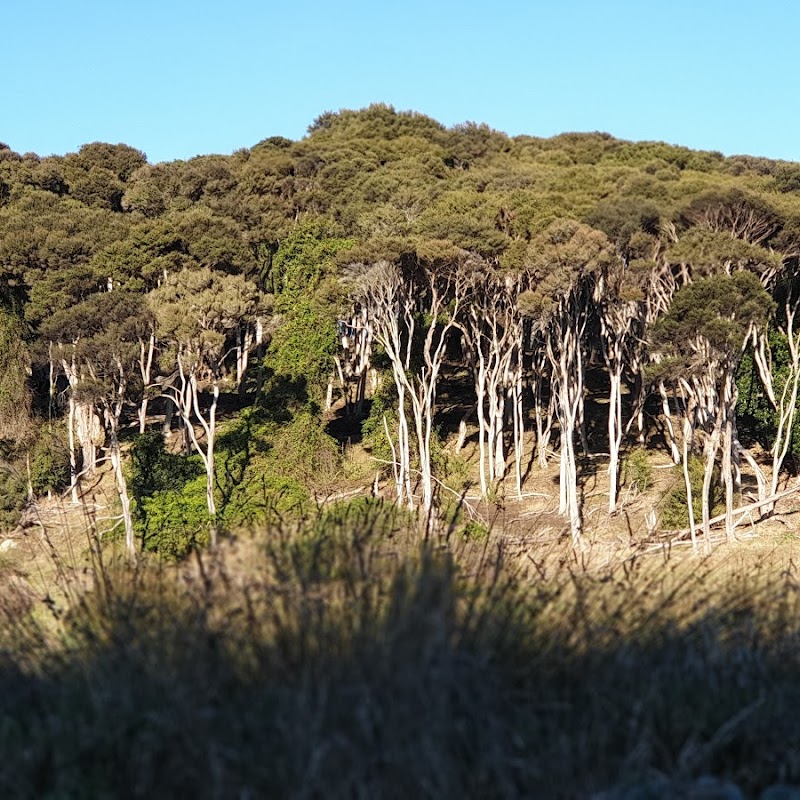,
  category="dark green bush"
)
[0,465,26,532]
[28,423,70,496]
[660,456,724,529]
